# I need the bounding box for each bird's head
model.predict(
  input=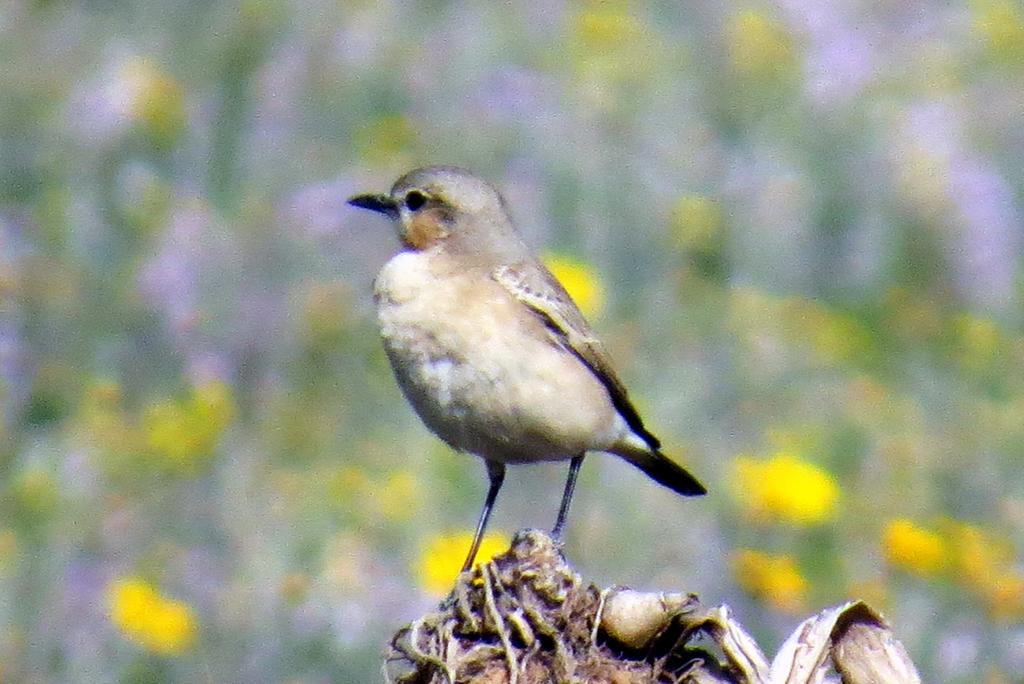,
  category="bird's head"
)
[348,166,520,256]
